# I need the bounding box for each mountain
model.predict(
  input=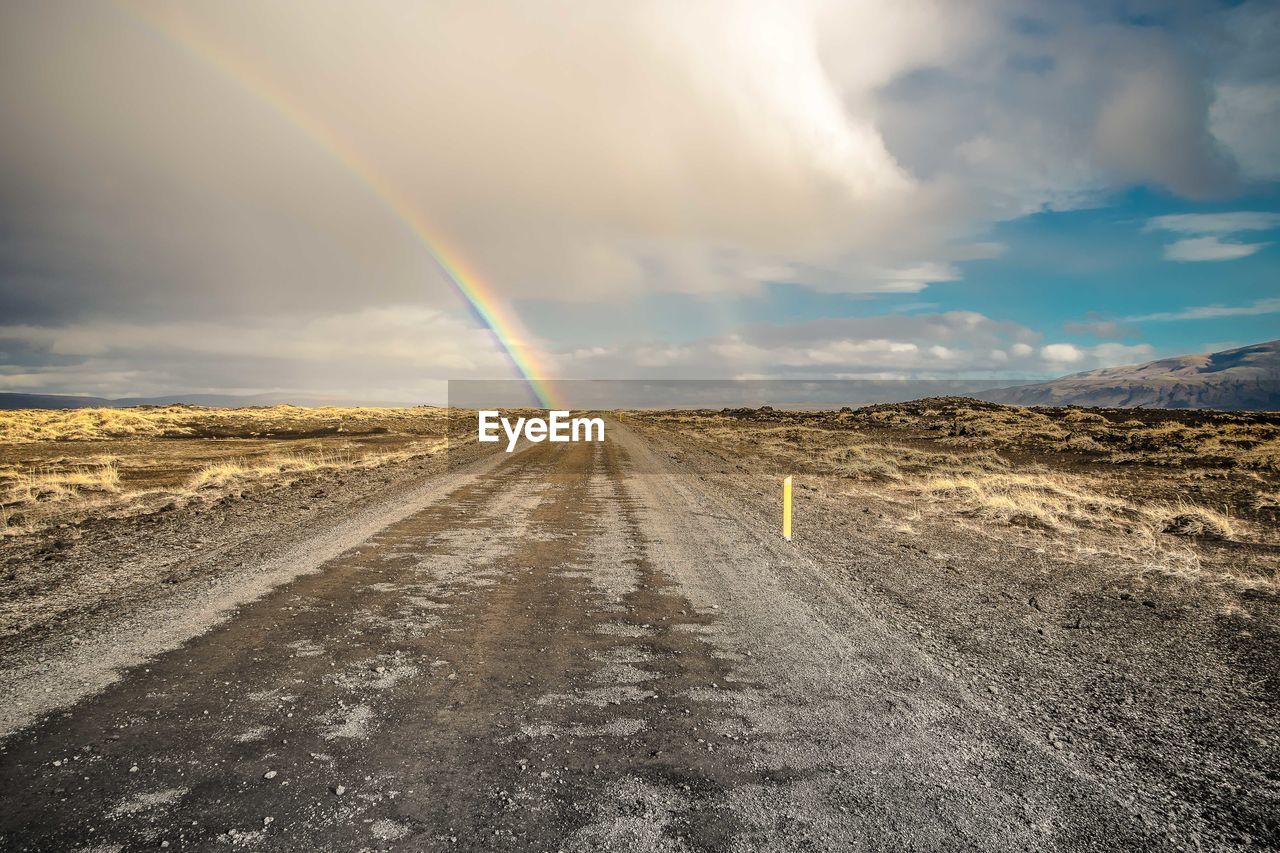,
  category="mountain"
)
[0,391,416,410]
[0,392,114,410]
[984,340,1280,410]
[110,392,416,407]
